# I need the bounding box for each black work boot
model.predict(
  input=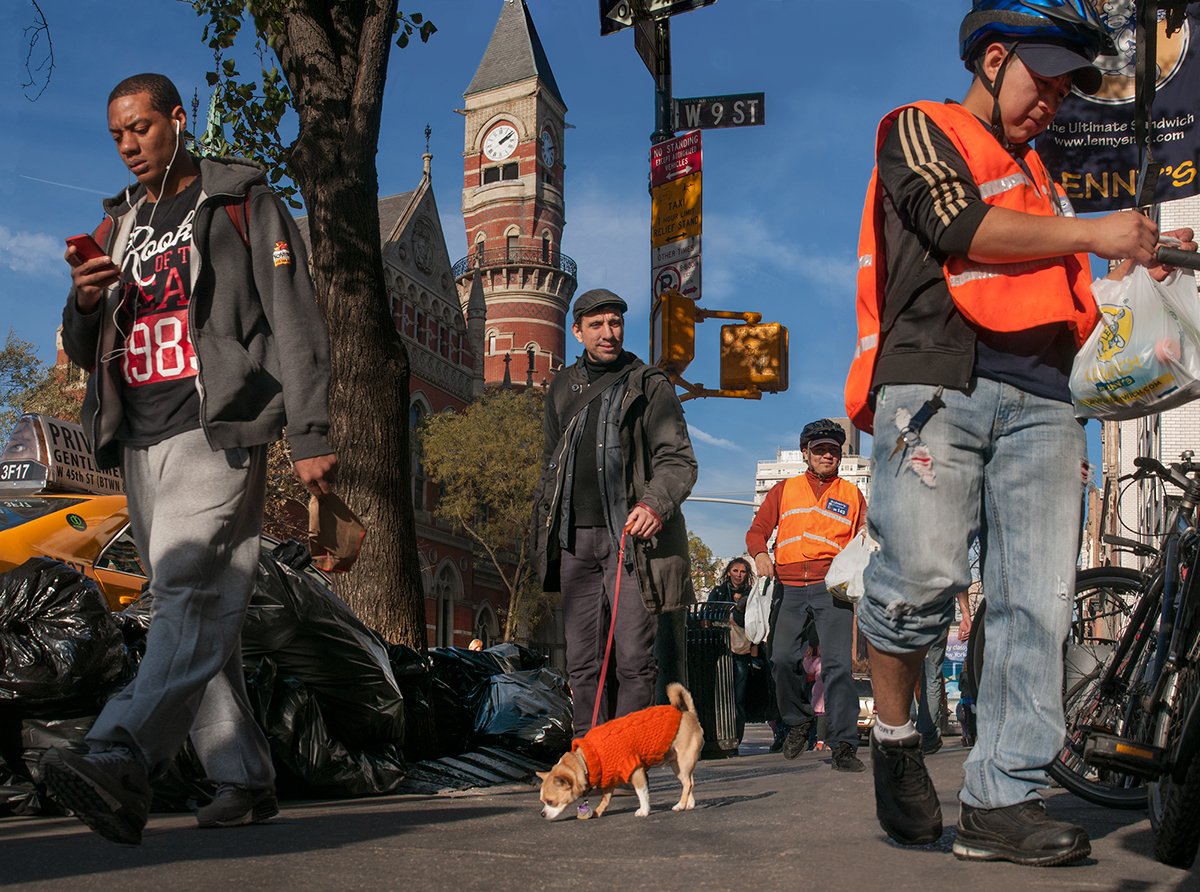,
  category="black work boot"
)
[871,733,942,845]
[953,800,1091,866]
